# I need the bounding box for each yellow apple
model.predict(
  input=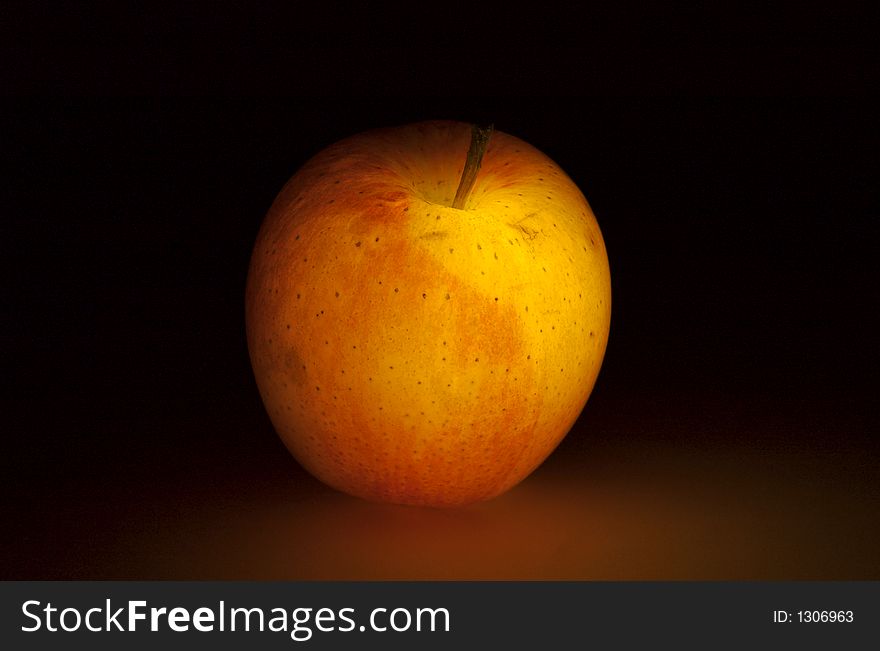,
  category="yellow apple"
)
[246,120,610,507]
